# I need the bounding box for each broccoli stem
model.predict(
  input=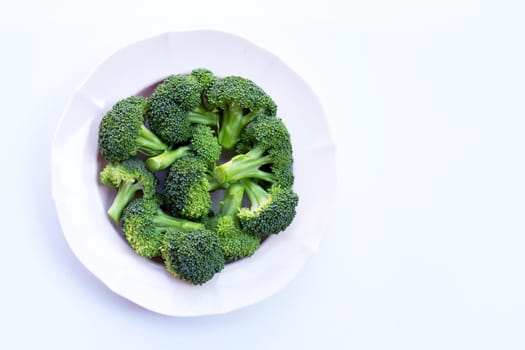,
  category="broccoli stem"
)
[218,183,245,218]
[218,106,258,149]
[107,181,142,223]
[153,209,205,232]
[186,106,219,126]
[146,146,191,171]
[241,180,269,211]
[213,146,276,185]
[207,175,225,191]
[137,125,168,156]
